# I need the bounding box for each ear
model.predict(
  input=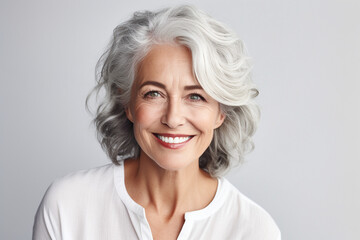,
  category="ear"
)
[125,106,134,123]
[214,112,226,129]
